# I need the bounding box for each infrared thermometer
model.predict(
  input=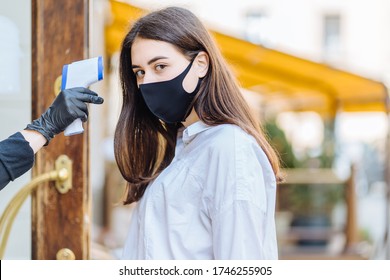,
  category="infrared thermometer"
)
[61,56,104,136]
